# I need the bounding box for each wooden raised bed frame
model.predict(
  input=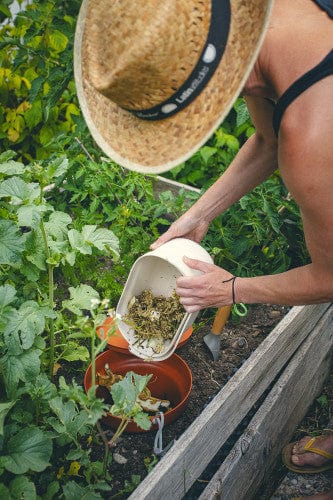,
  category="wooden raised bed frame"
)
[128,178,333,499]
